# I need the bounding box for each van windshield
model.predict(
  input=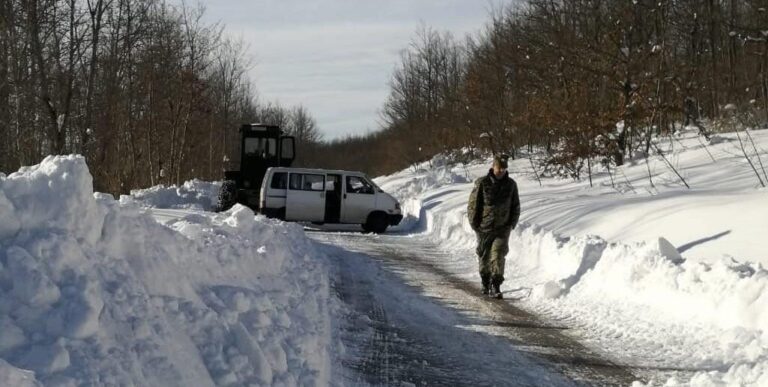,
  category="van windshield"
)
[366,176,383,192]
[346,175,375,195]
